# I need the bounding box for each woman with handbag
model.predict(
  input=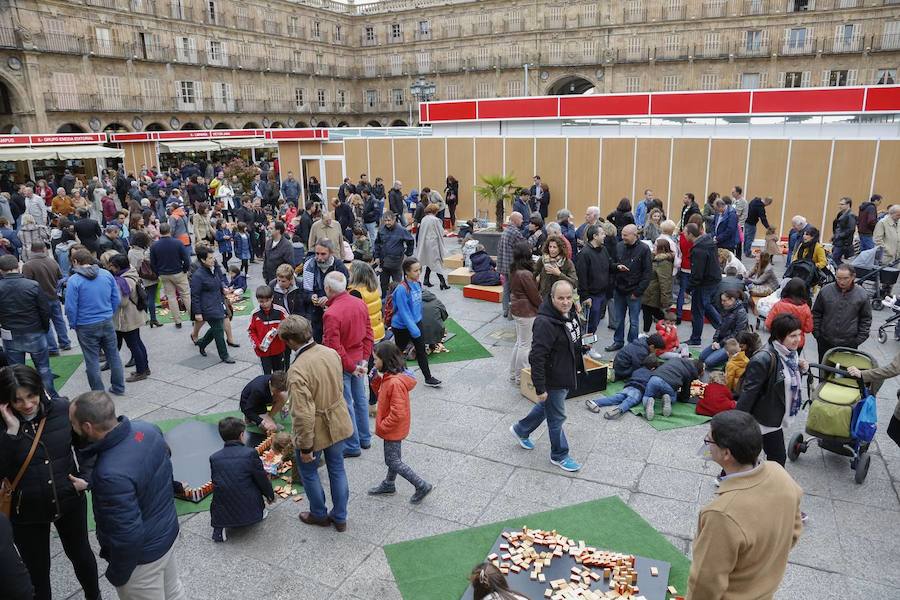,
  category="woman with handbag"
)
[0,364,100,600]
[129,231,161,327]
